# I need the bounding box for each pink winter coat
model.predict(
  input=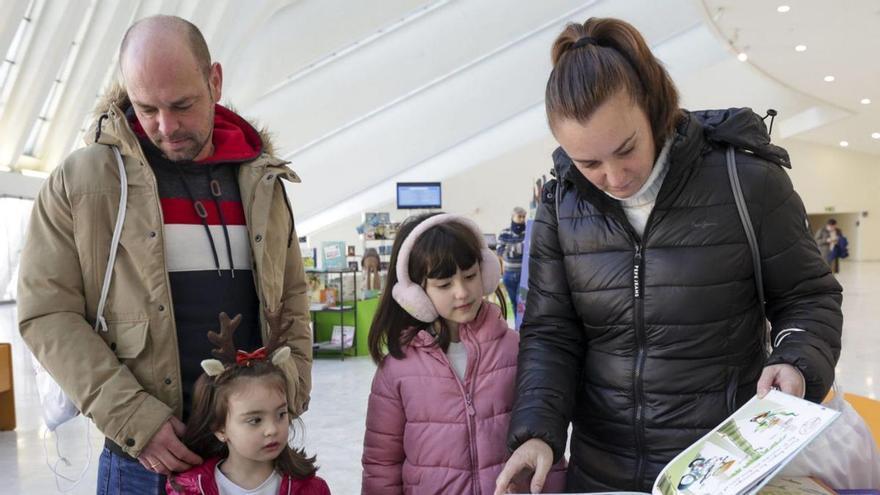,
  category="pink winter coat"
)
[362,302,565,494]
[166,457,330,495]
